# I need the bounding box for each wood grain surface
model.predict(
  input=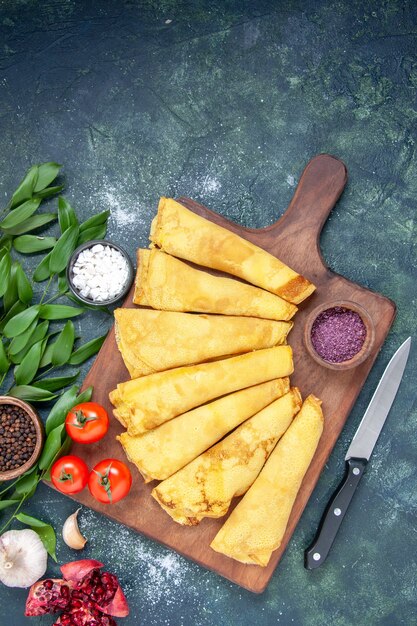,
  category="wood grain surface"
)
[66,154,396,593]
